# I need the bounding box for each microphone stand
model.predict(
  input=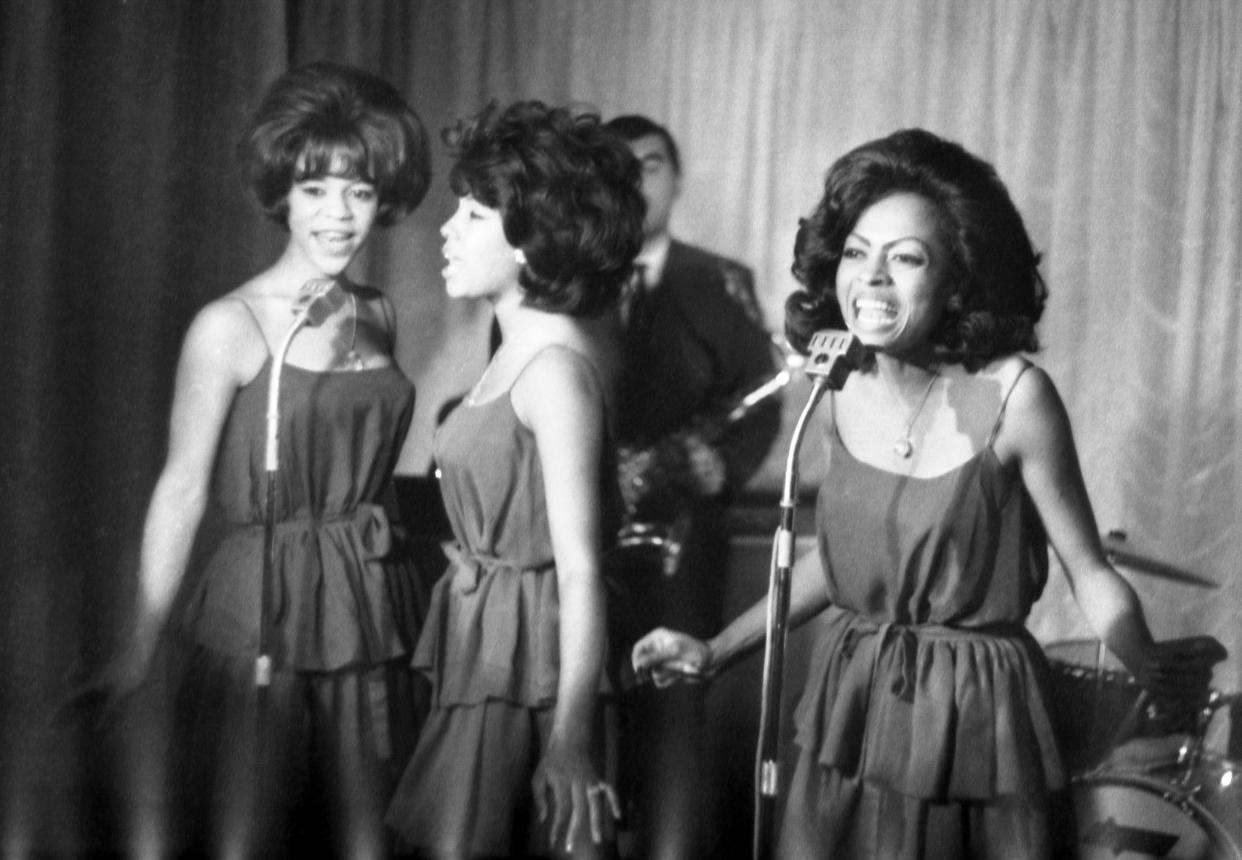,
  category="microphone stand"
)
[257,280,340,721]
[753,331,863,860]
